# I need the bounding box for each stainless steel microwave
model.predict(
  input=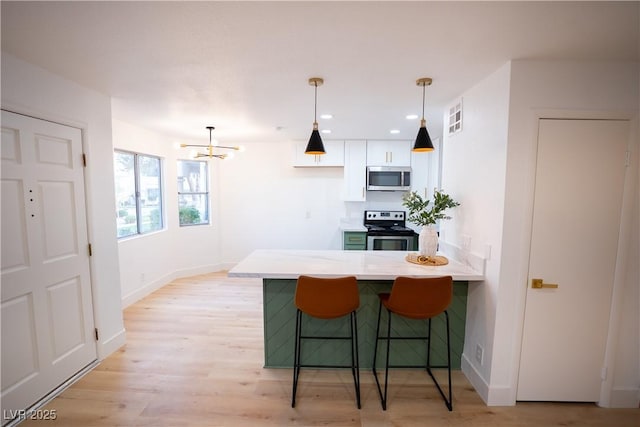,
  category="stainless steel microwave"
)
[366,166,411,191]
